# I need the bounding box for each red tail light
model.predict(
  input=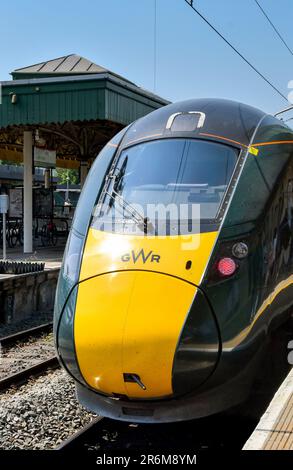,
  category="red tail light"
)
[217,257,237,277]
